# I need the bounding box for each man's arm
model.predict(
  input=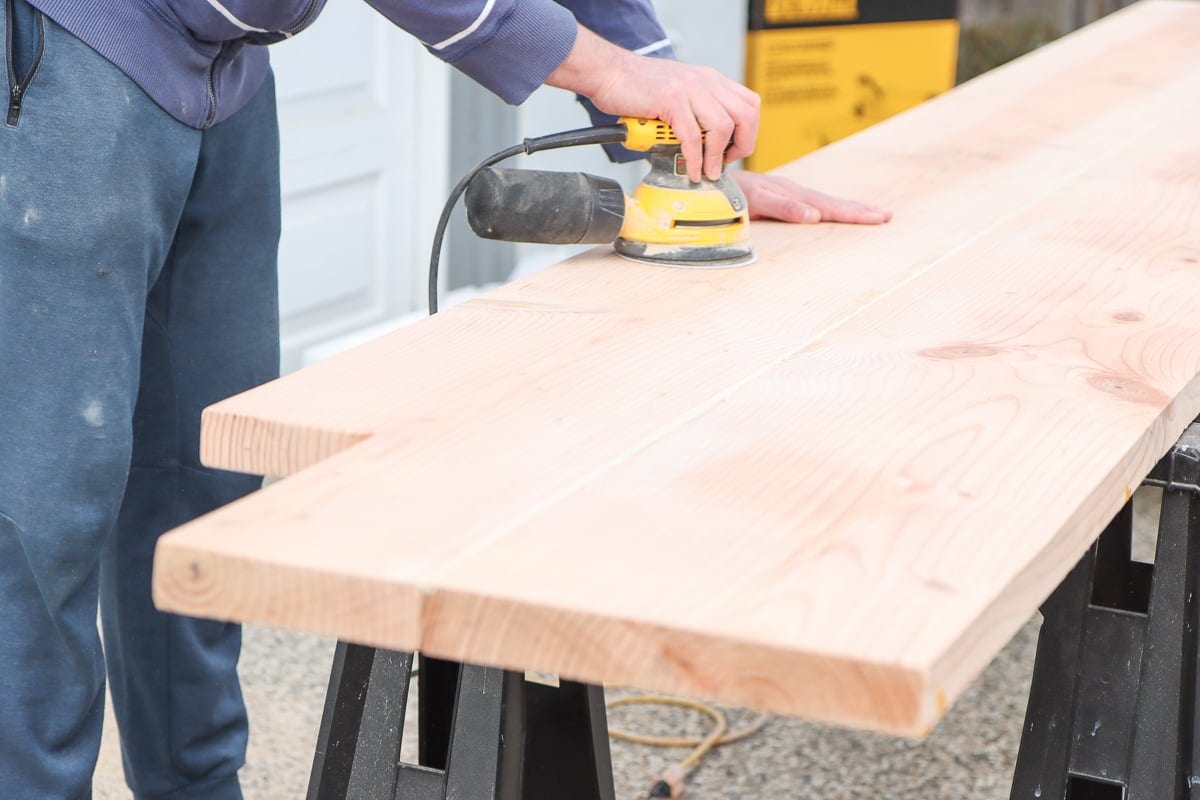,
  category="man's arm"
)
[363,0,889,223]
[362,0,579,104]
[363,0,756,183]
